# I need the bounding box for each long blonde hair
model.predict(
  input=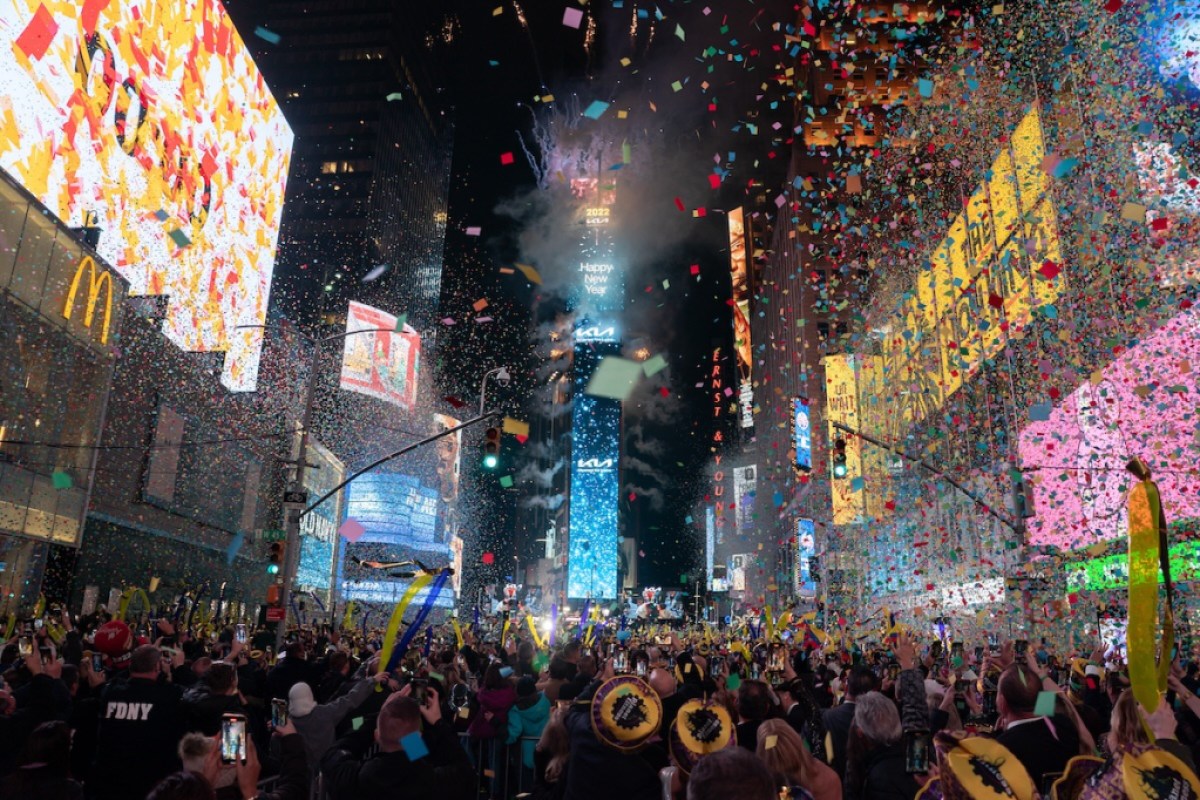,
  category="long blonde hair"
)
[756,718,818,789]
[1107,689,1151,754]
